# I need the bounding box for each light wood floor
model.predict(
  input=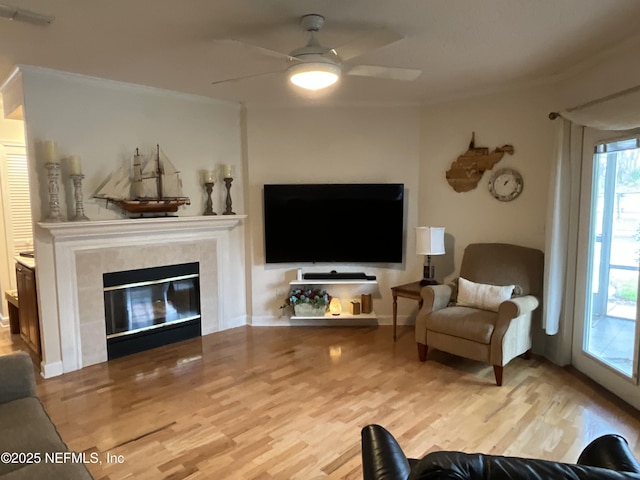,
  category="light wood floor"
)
[2,325,640,479]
